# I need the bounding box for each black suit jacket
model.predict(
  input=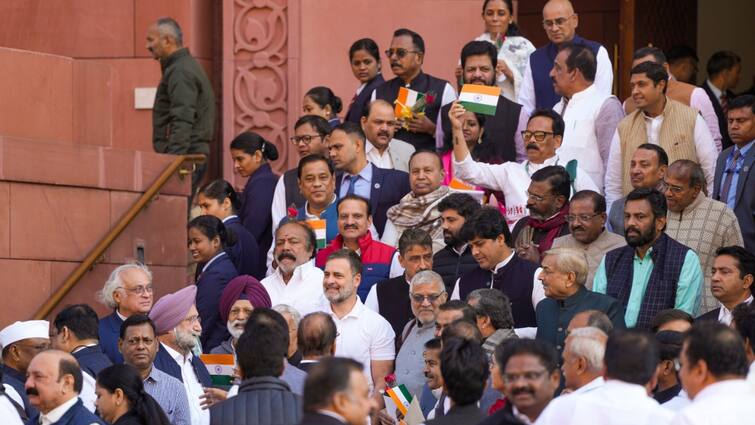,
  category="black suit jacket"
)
[425,403,486,425]
[335,163,410,237]
[713,143,755,251]
[297,360,319,373]
[697,308,721,322]
[298,412,346,425]
[344,75,386,123]
[701,81,735,151]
